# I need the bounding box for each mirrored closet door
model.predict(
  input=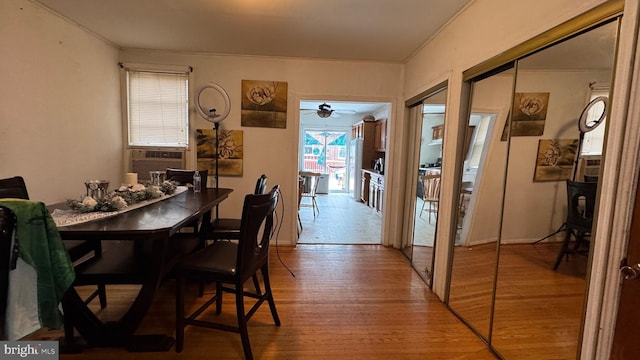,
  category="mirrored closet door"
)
[447,13,620,358]
[410,88,448,286]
